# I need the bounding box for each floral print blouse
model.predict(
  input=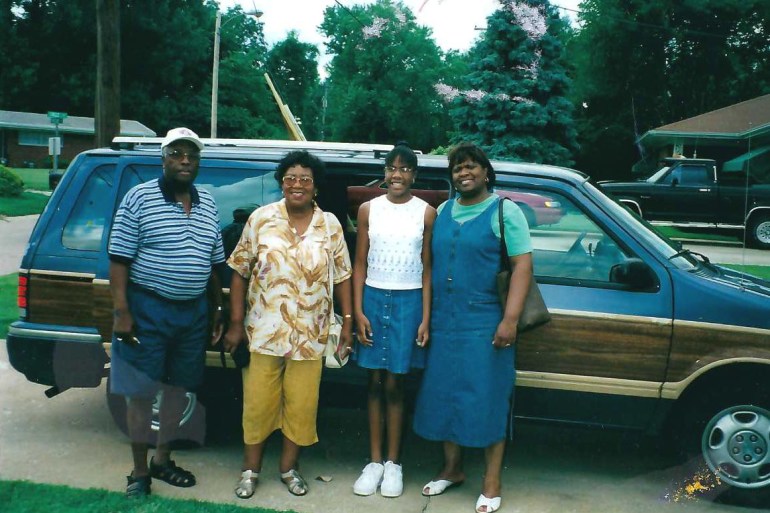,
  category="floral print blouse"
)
[227,199,352,360]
